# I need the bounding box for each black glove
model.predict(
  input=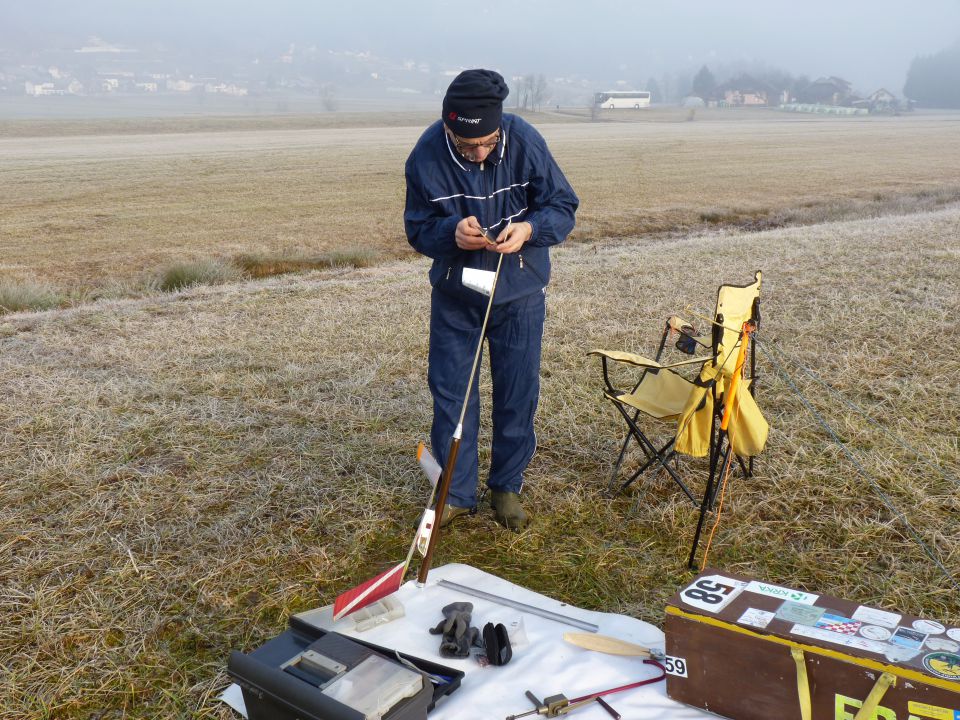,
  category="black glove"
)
[483,622,513,666]
[428,601,482,658]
